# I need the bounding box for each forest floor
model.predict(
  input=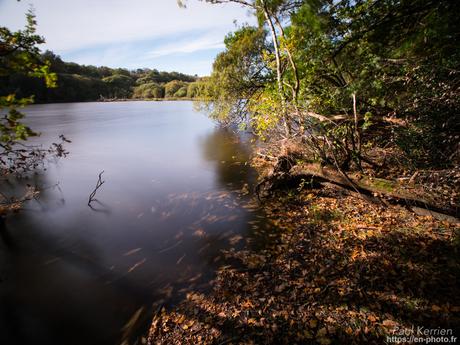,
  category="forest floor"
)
[147,181,460,344]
